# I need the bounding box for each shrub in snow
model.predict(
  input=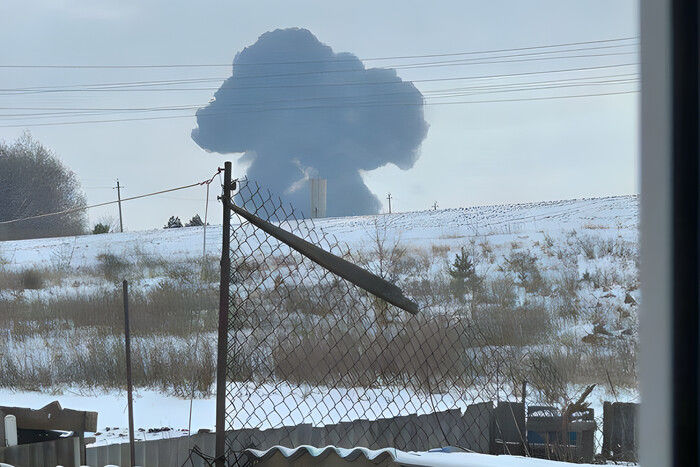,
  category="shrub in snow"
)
[20,268,44,290]
[96,253,130,282]
[484,276,518,308]
[505,250,548,294]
